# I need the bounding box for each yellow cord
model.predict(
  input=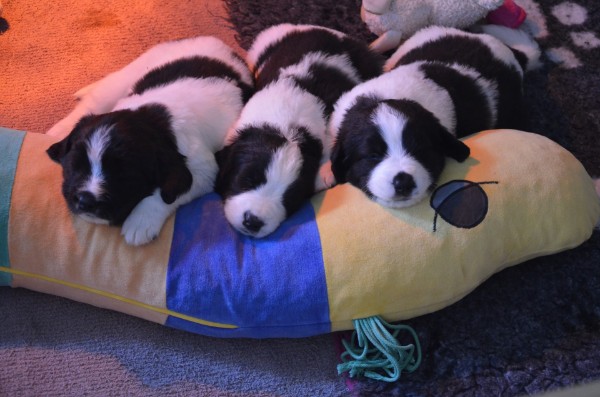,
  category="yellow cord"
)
[0,266,237,329]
